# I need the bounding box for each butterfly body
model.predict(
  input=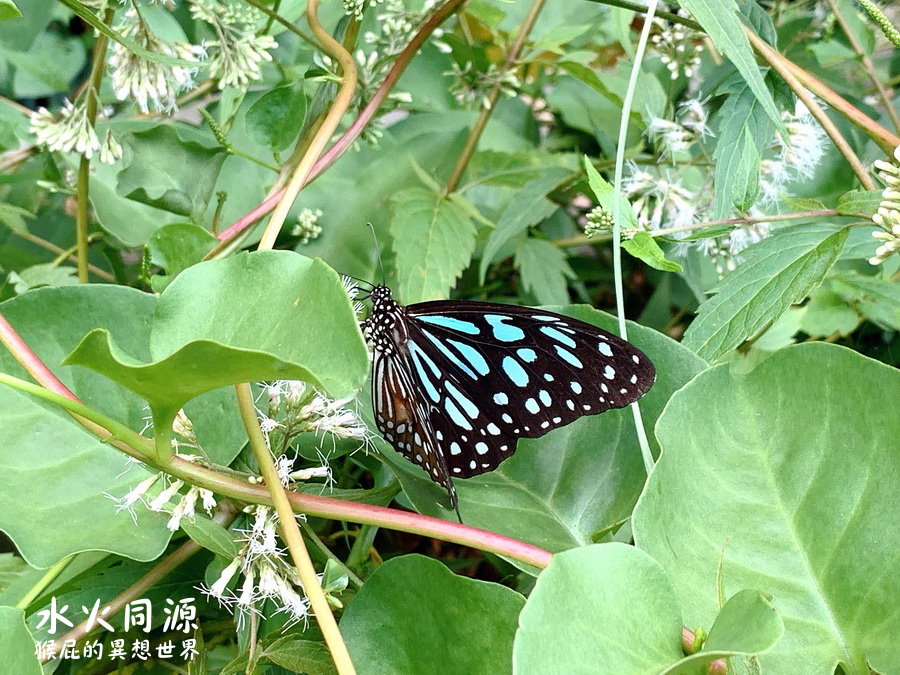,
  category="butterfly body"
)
[363,285,655,509]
